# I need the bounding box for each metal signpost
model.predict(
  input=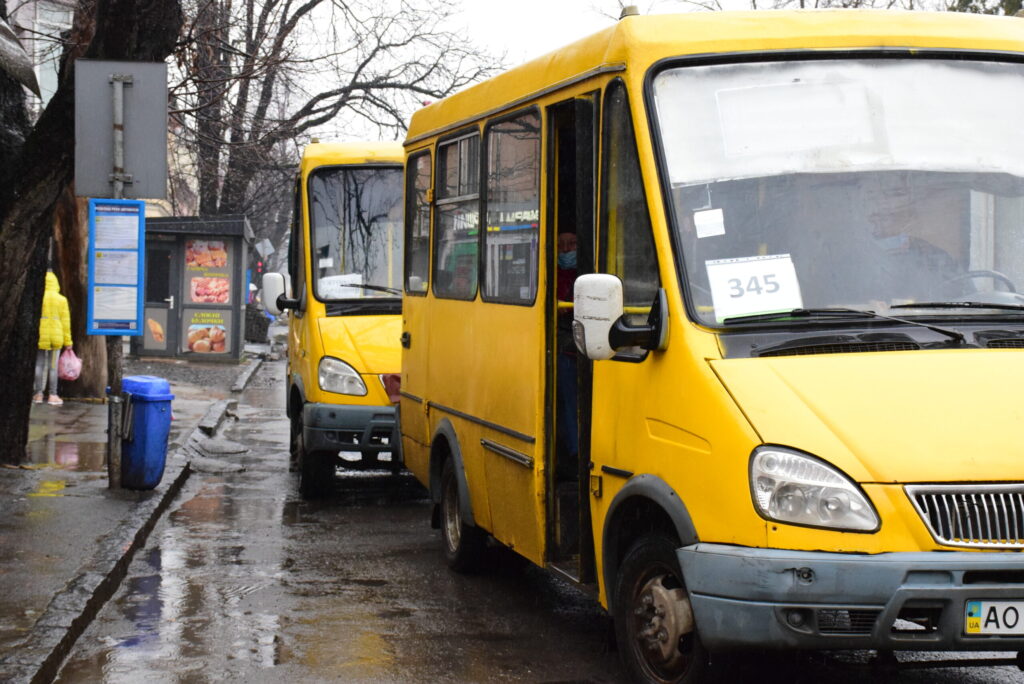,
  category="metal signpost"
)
[75,60,167,488]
